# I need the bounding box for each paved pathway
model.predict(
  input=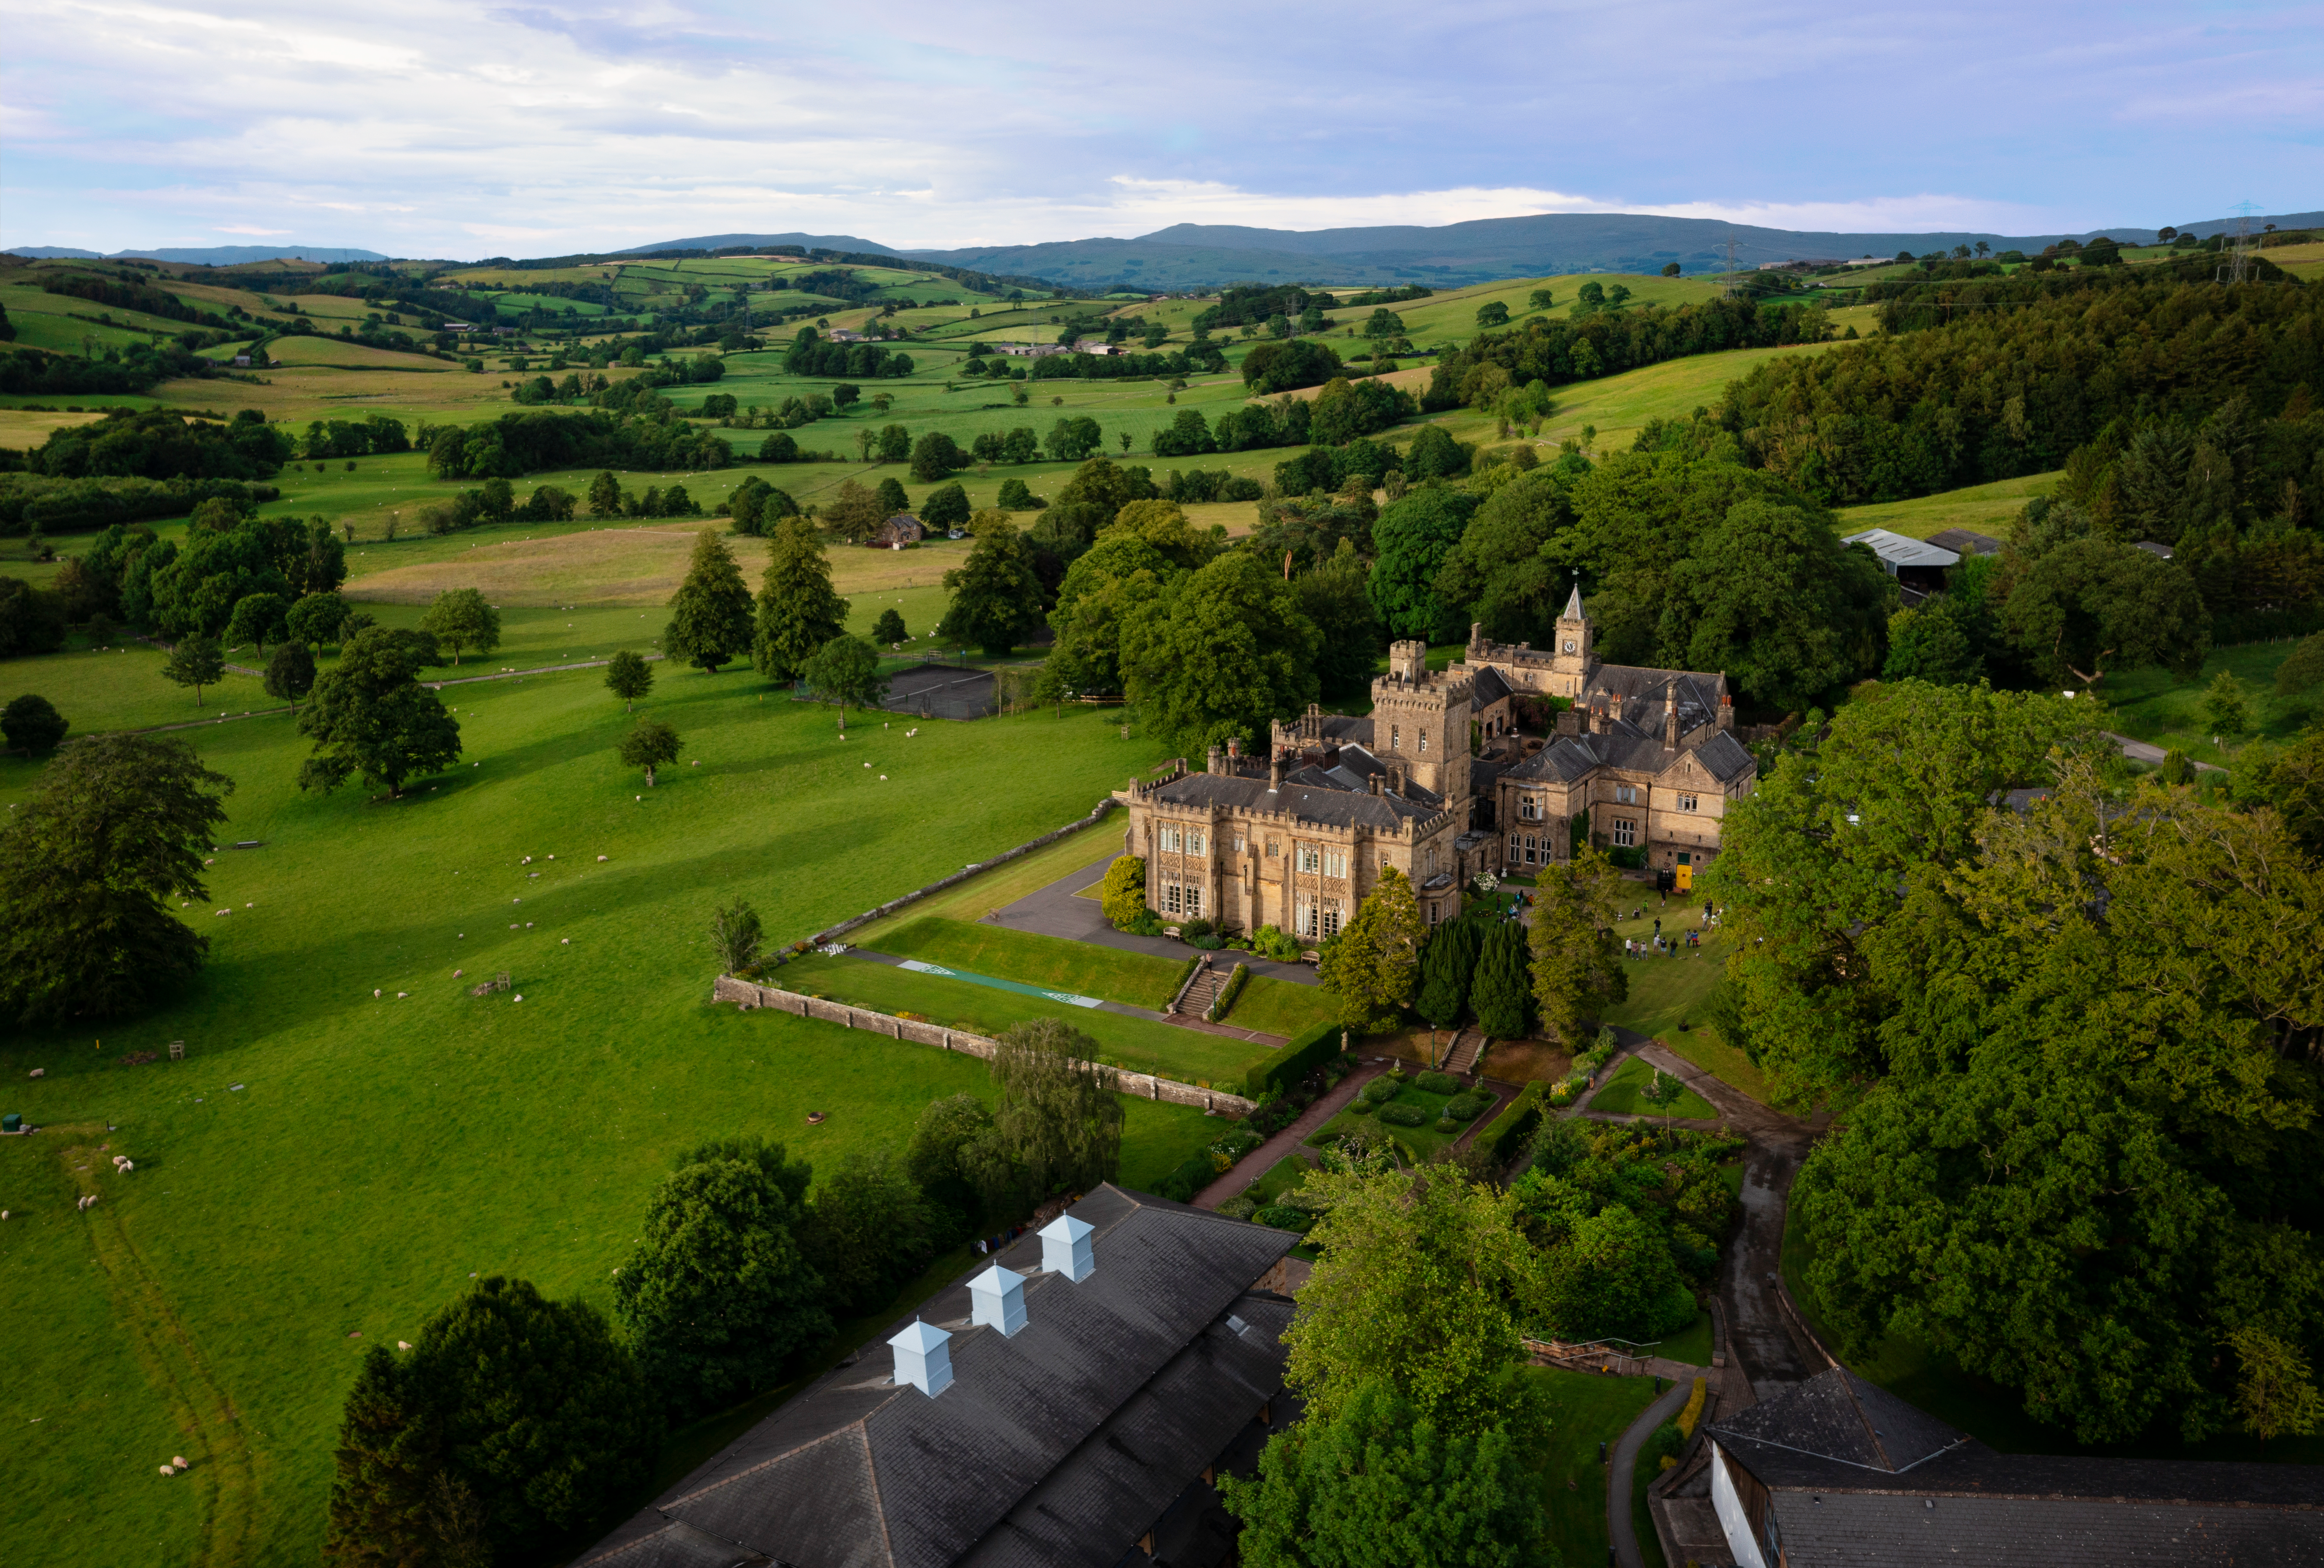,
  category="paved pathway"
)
[1631,1040,1825,1400]
[1609,1378,1694,1568]
[989,852,1322,986]
[1192,1060,1387,1209]
[2105,729,2225,771]
[838,947,1288,1046]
